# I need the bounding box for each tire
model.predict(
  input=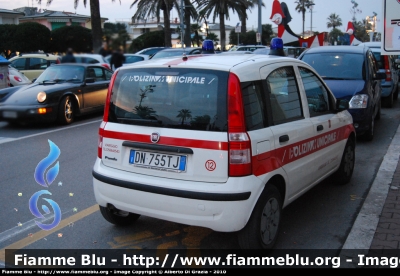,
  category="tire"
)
[333,138,355,185]
[395,84,399,101]
[375,102,381,120]
[57,95,75,125]
[99,205,140,226]
[361,115,374,141]
[382,92,393,108]
[237,185,282,250]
